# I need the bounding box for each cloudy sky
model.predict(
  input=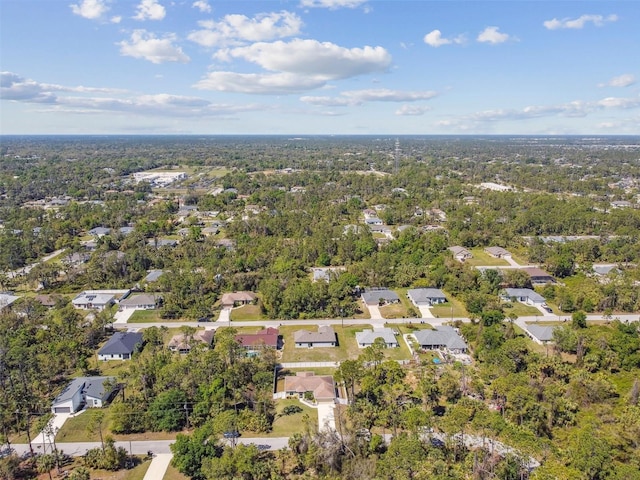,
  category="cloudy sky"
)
[1,0,639,135]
